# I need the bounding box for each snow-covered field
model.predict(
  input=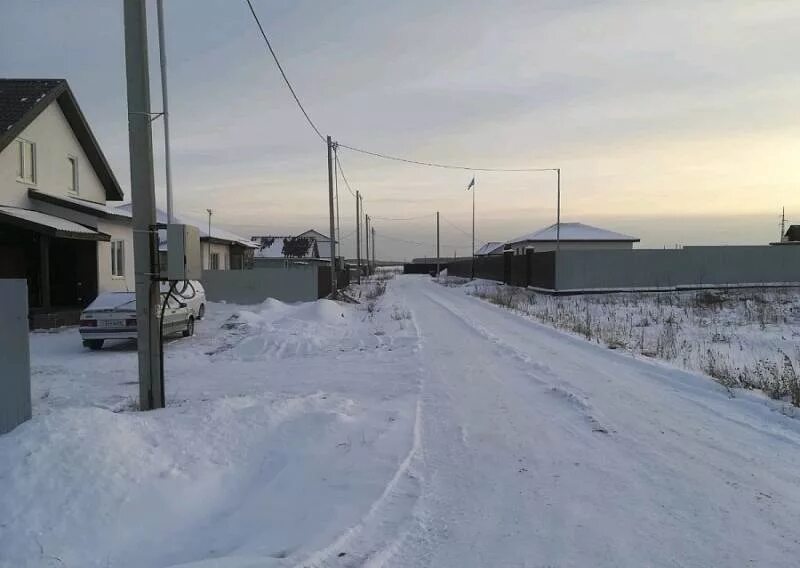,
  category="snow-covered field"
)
[3,273,800,567]
[466,280,800,407]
